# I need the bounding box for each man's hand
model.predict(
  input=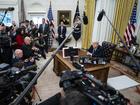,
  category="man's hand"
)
[87,52,92,56]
